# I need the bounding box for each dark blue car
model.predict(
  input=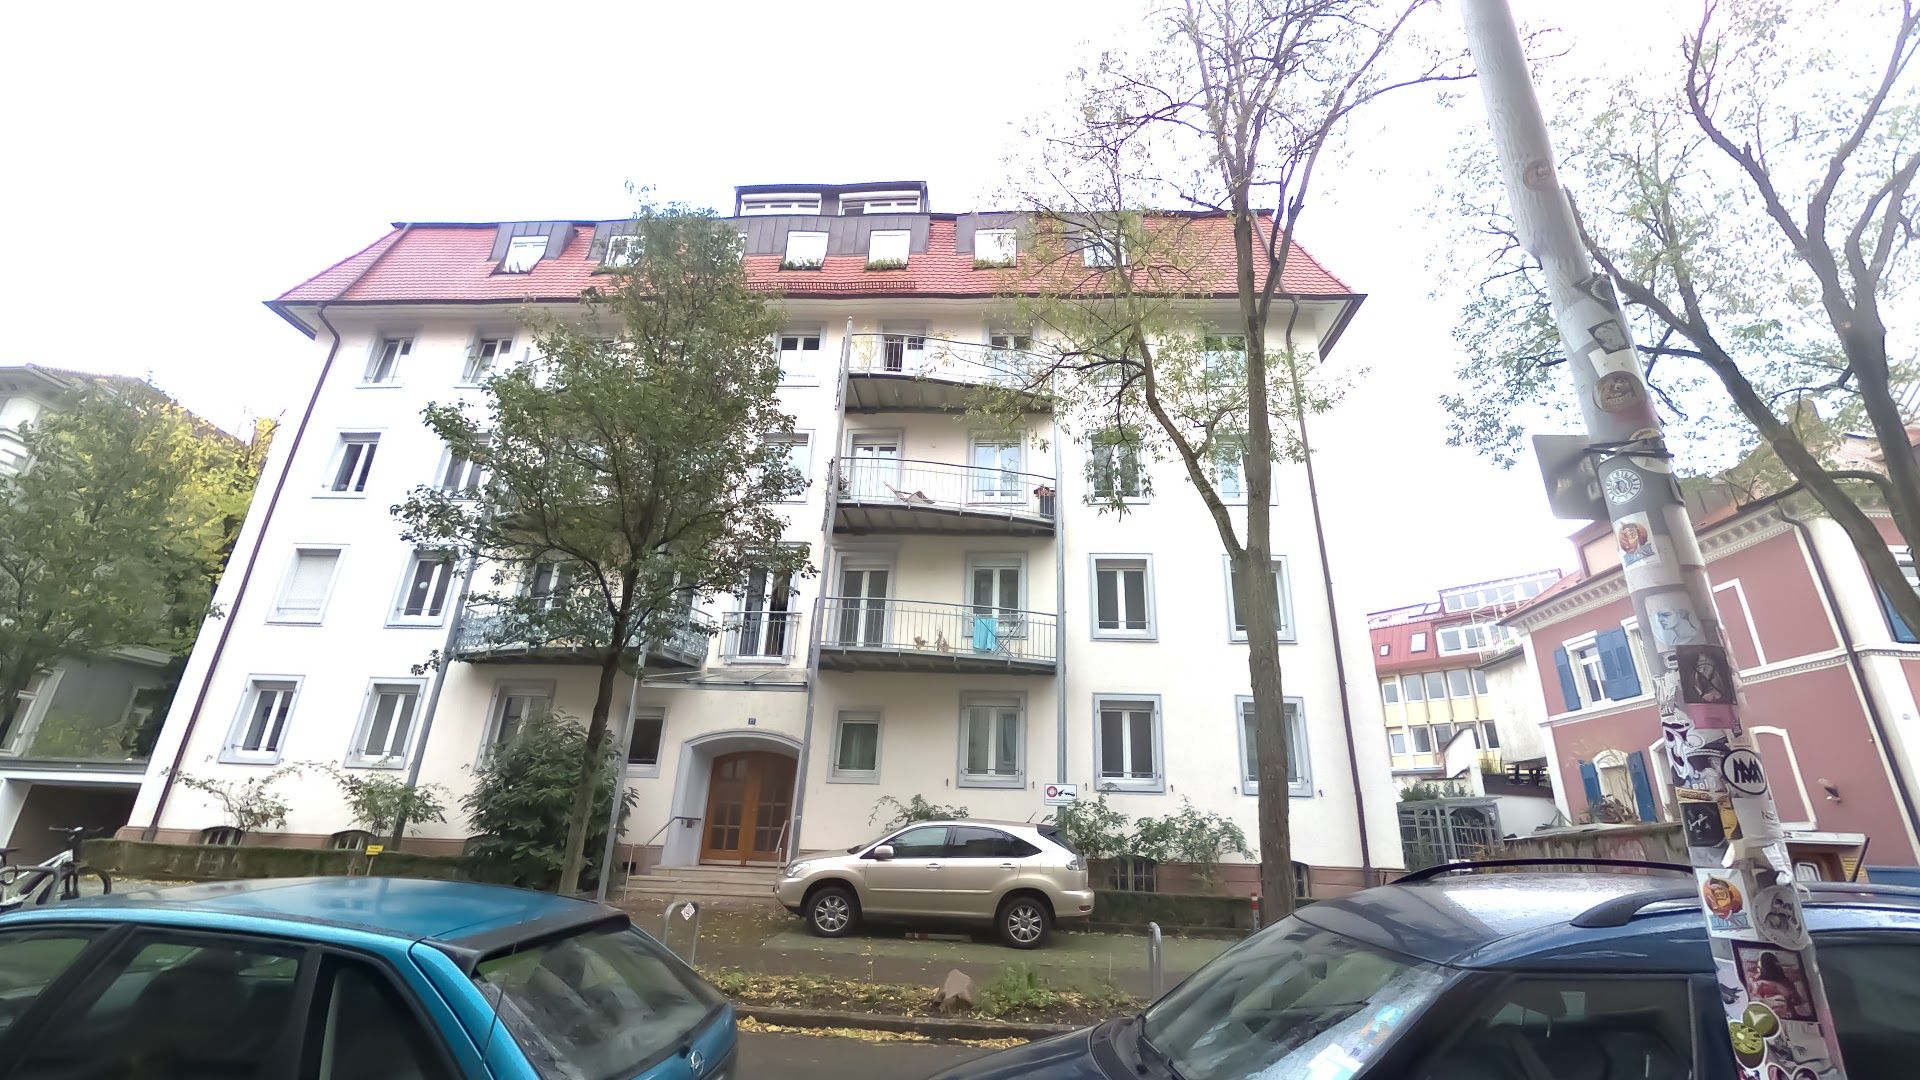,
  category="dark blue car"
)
[0,876,734,1079]
[935,862,1920,1079]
